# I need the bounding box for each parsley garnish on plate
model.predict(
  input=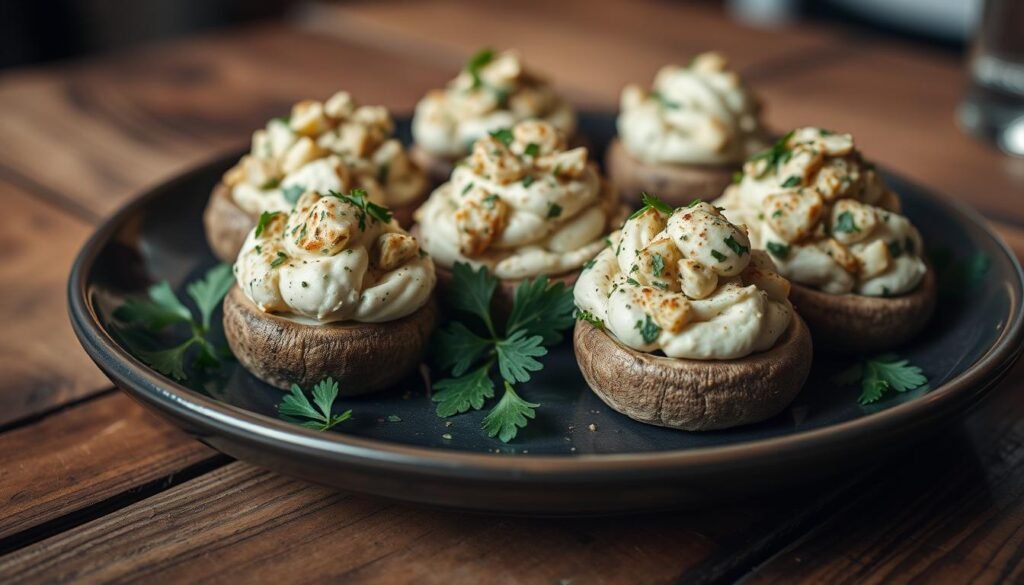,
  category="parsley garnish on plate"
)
[630,192,674,219]
[277,377,352,431]
[835,354,928,405]
[327,188,392,230]
[113,264,235,381]
[430,263,574,442]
